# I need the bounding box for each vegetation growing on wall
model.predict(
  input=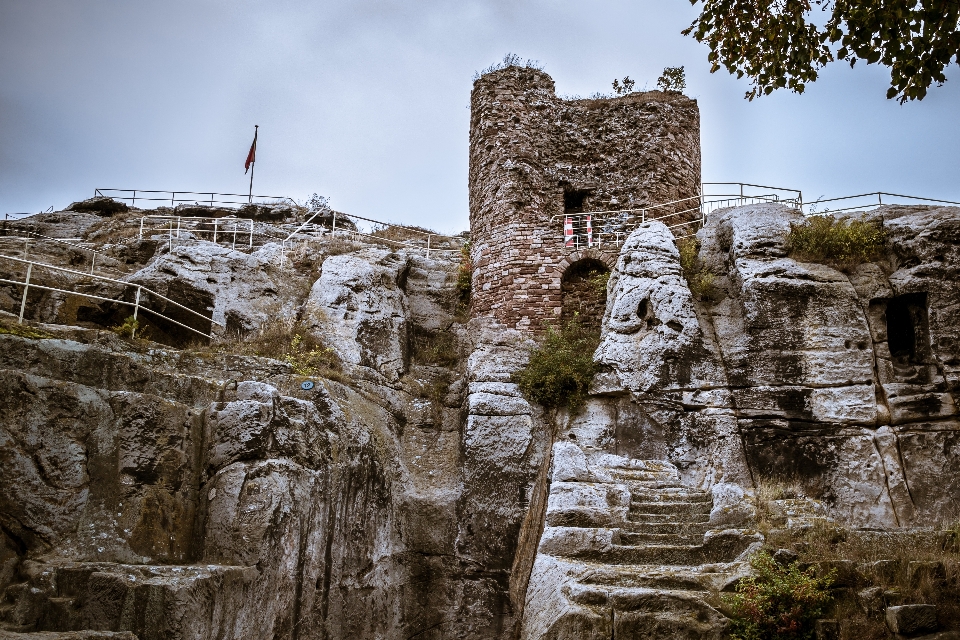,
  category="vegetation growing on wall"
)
[456,242,473,308]
[511,317,599,412]
[677,237,720,301]
[786,215,886,271]
[657,66,687,93]
[111,316,143,339]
